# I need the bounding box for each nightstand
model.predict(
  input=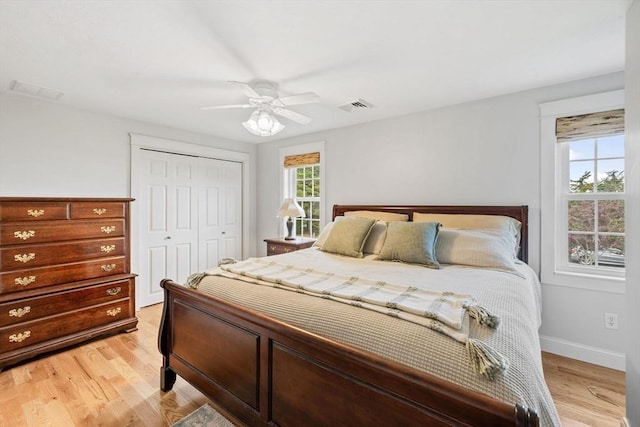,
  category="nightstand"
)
[264,237,316,256]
